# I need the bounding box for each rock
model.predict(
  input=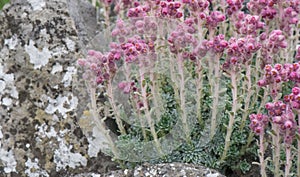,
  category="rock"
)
[103,163,226,177]
[0,0,118,176]
[0,0,226,177]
